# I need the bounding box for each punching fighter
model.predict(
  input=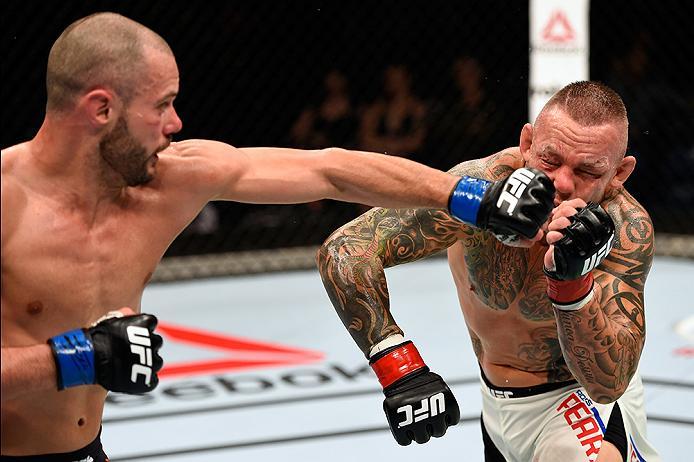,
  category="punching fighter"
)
[3,12,496,459]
